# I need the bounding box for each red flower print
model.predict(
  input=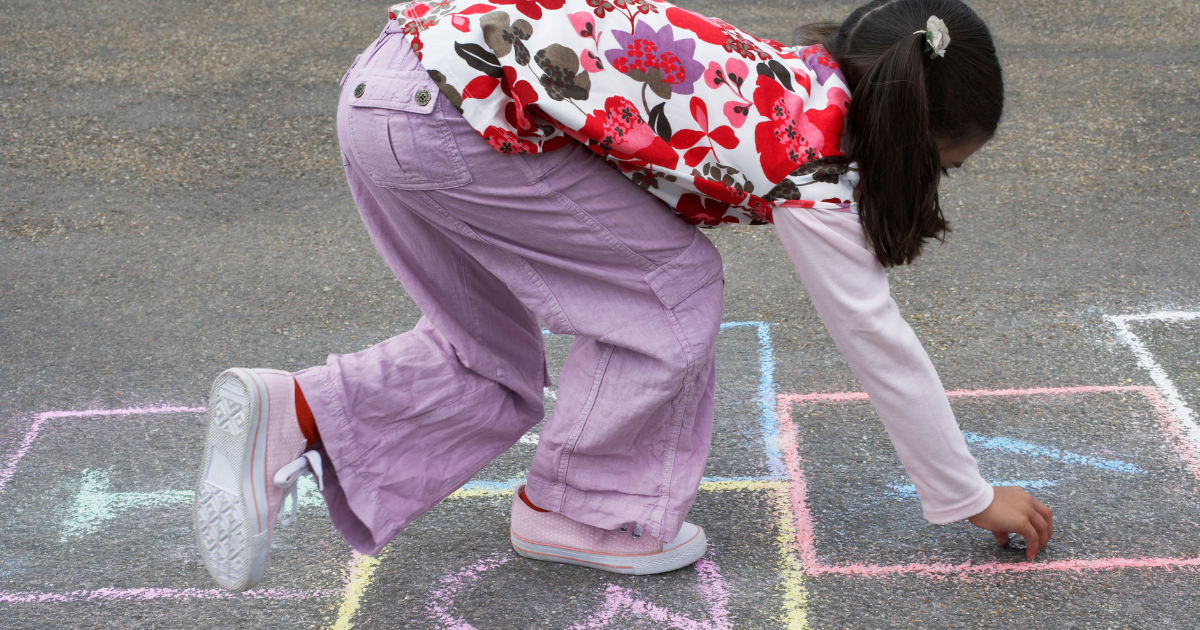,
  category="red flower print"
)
[483,126,538,154]
[664,7,768,60]
[752,75,846,182]
[675,193,738,226]
[745,194,773,223]
[824,86,851,117]
[664,7,726,46]
[461,74,501,100]
[669,97,740,167]
[493,0,564,20]
[576,96,678,169]
[500,66,540,135]
[449,5,495,32]
[693,176,747,206]
[758,38,786,52]
[404,2,433,19]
